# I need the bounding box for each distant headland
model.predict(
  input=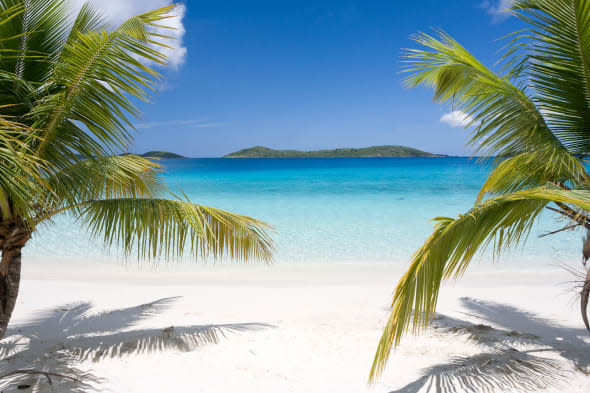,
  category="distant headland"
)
[224,145,445,158]
[139,151,185,159]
